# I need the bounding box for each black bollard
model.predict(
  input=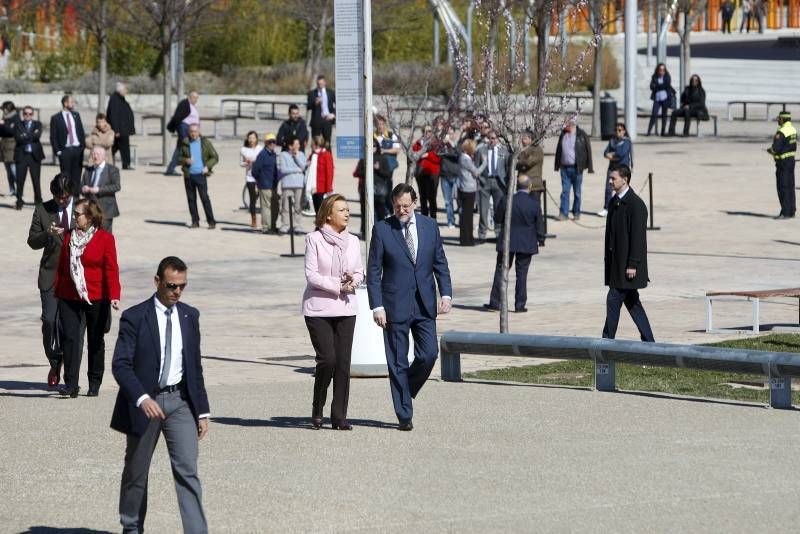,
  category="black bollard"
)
[543,179,557,239]
[646,172,661,231]
[280,196,304,258]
